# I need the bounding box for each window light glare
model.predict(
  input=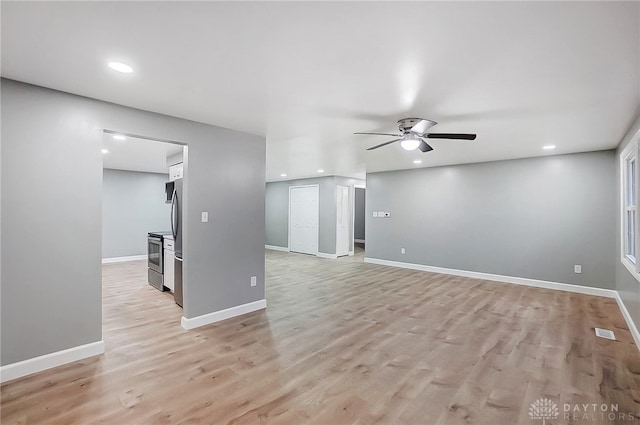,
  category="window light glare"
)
[543,145,556,150]
[280,173,287,177]
[108,62,133,73]
[101,149,109,154]
[112,134,126,141]
[413,160,422,164]
[317,169,325,173]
